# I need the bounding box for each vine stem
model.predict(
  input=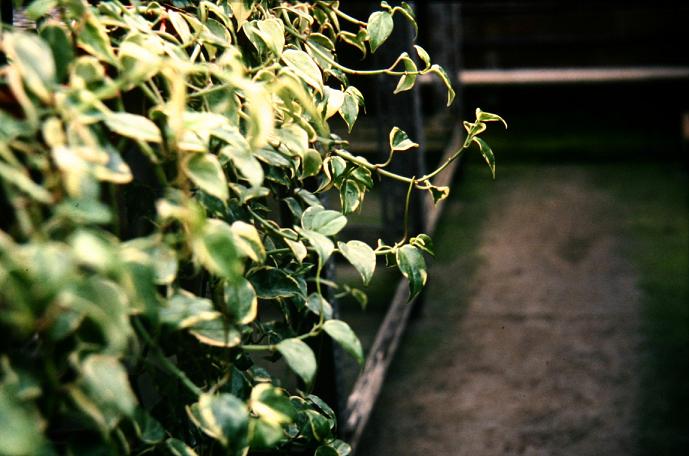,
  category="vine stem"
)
[133,319,203,396]
[400,177,416,244]
[318,1,368,27]
[281,24,423,77]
